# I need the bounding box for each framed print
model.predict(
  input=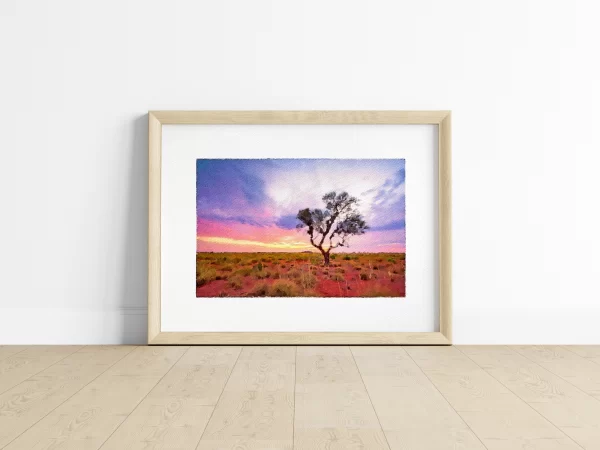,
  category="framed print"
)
[148,111,451,345]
